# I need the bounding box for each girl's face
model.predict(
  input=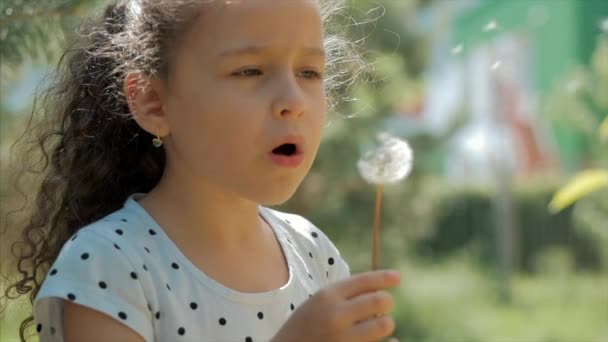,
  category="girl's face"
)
[162,0,327,205]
